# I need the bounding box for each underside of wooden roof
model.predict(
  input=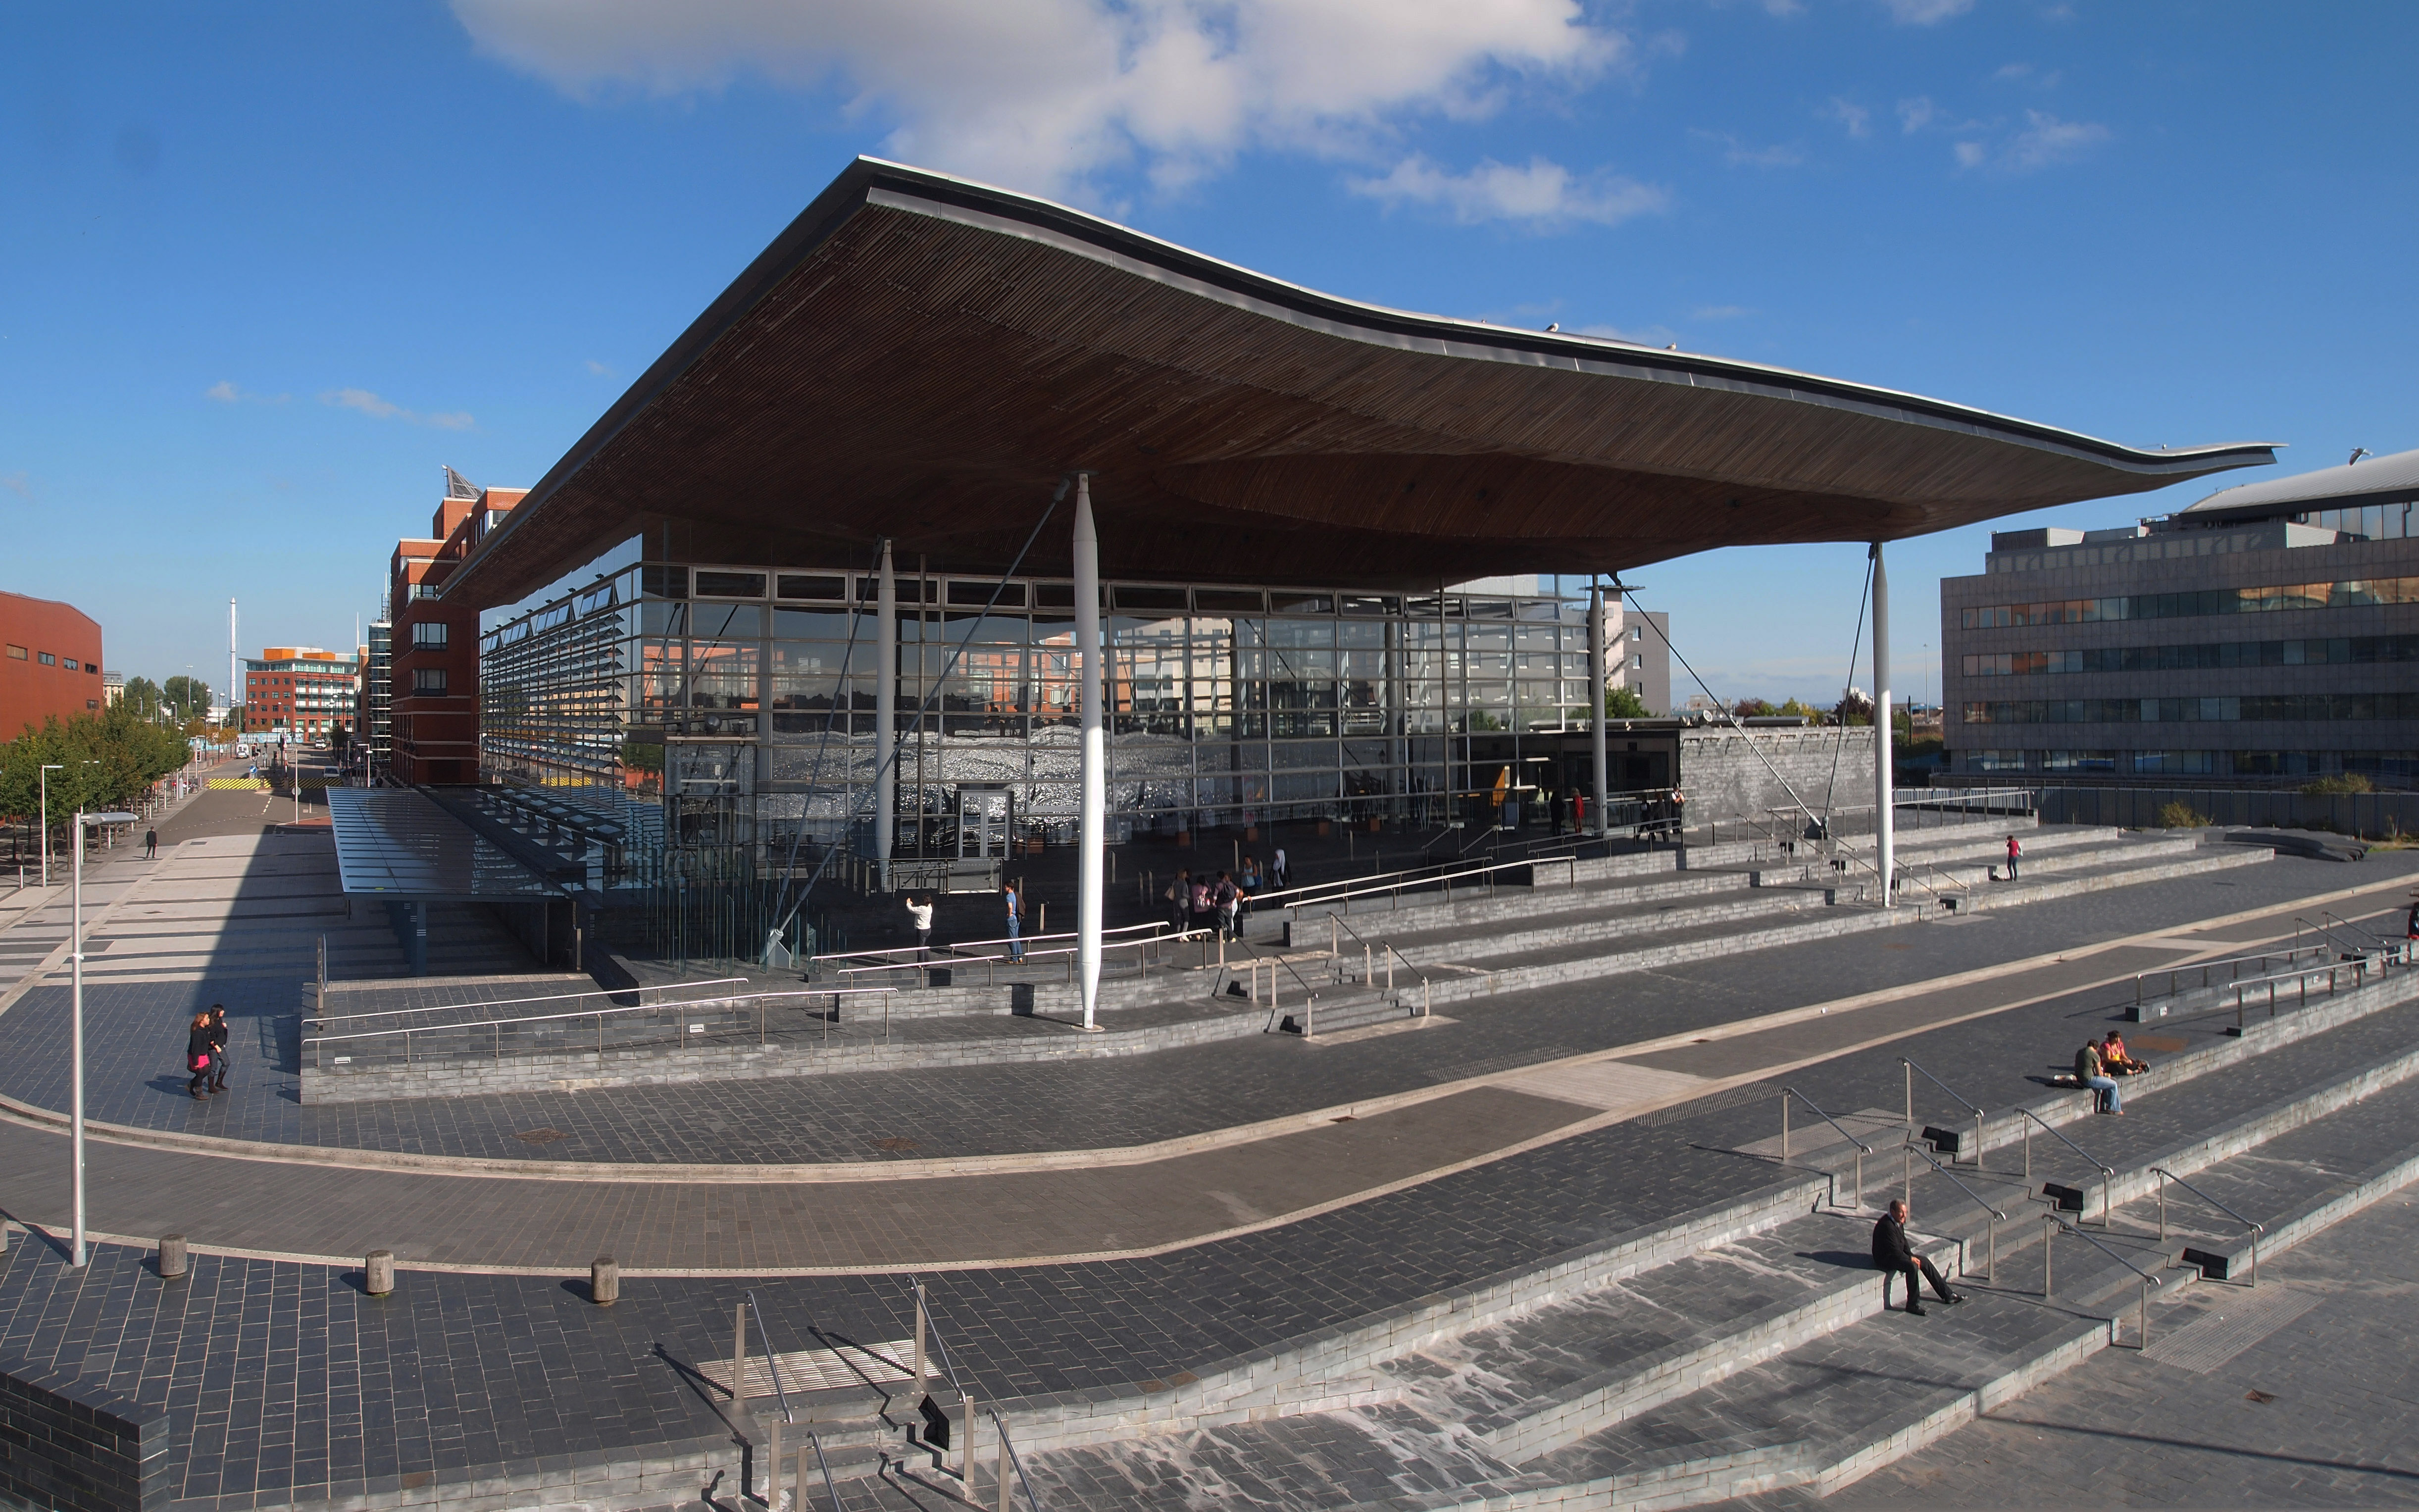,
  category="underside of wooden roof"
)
[446,158,2276,608]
